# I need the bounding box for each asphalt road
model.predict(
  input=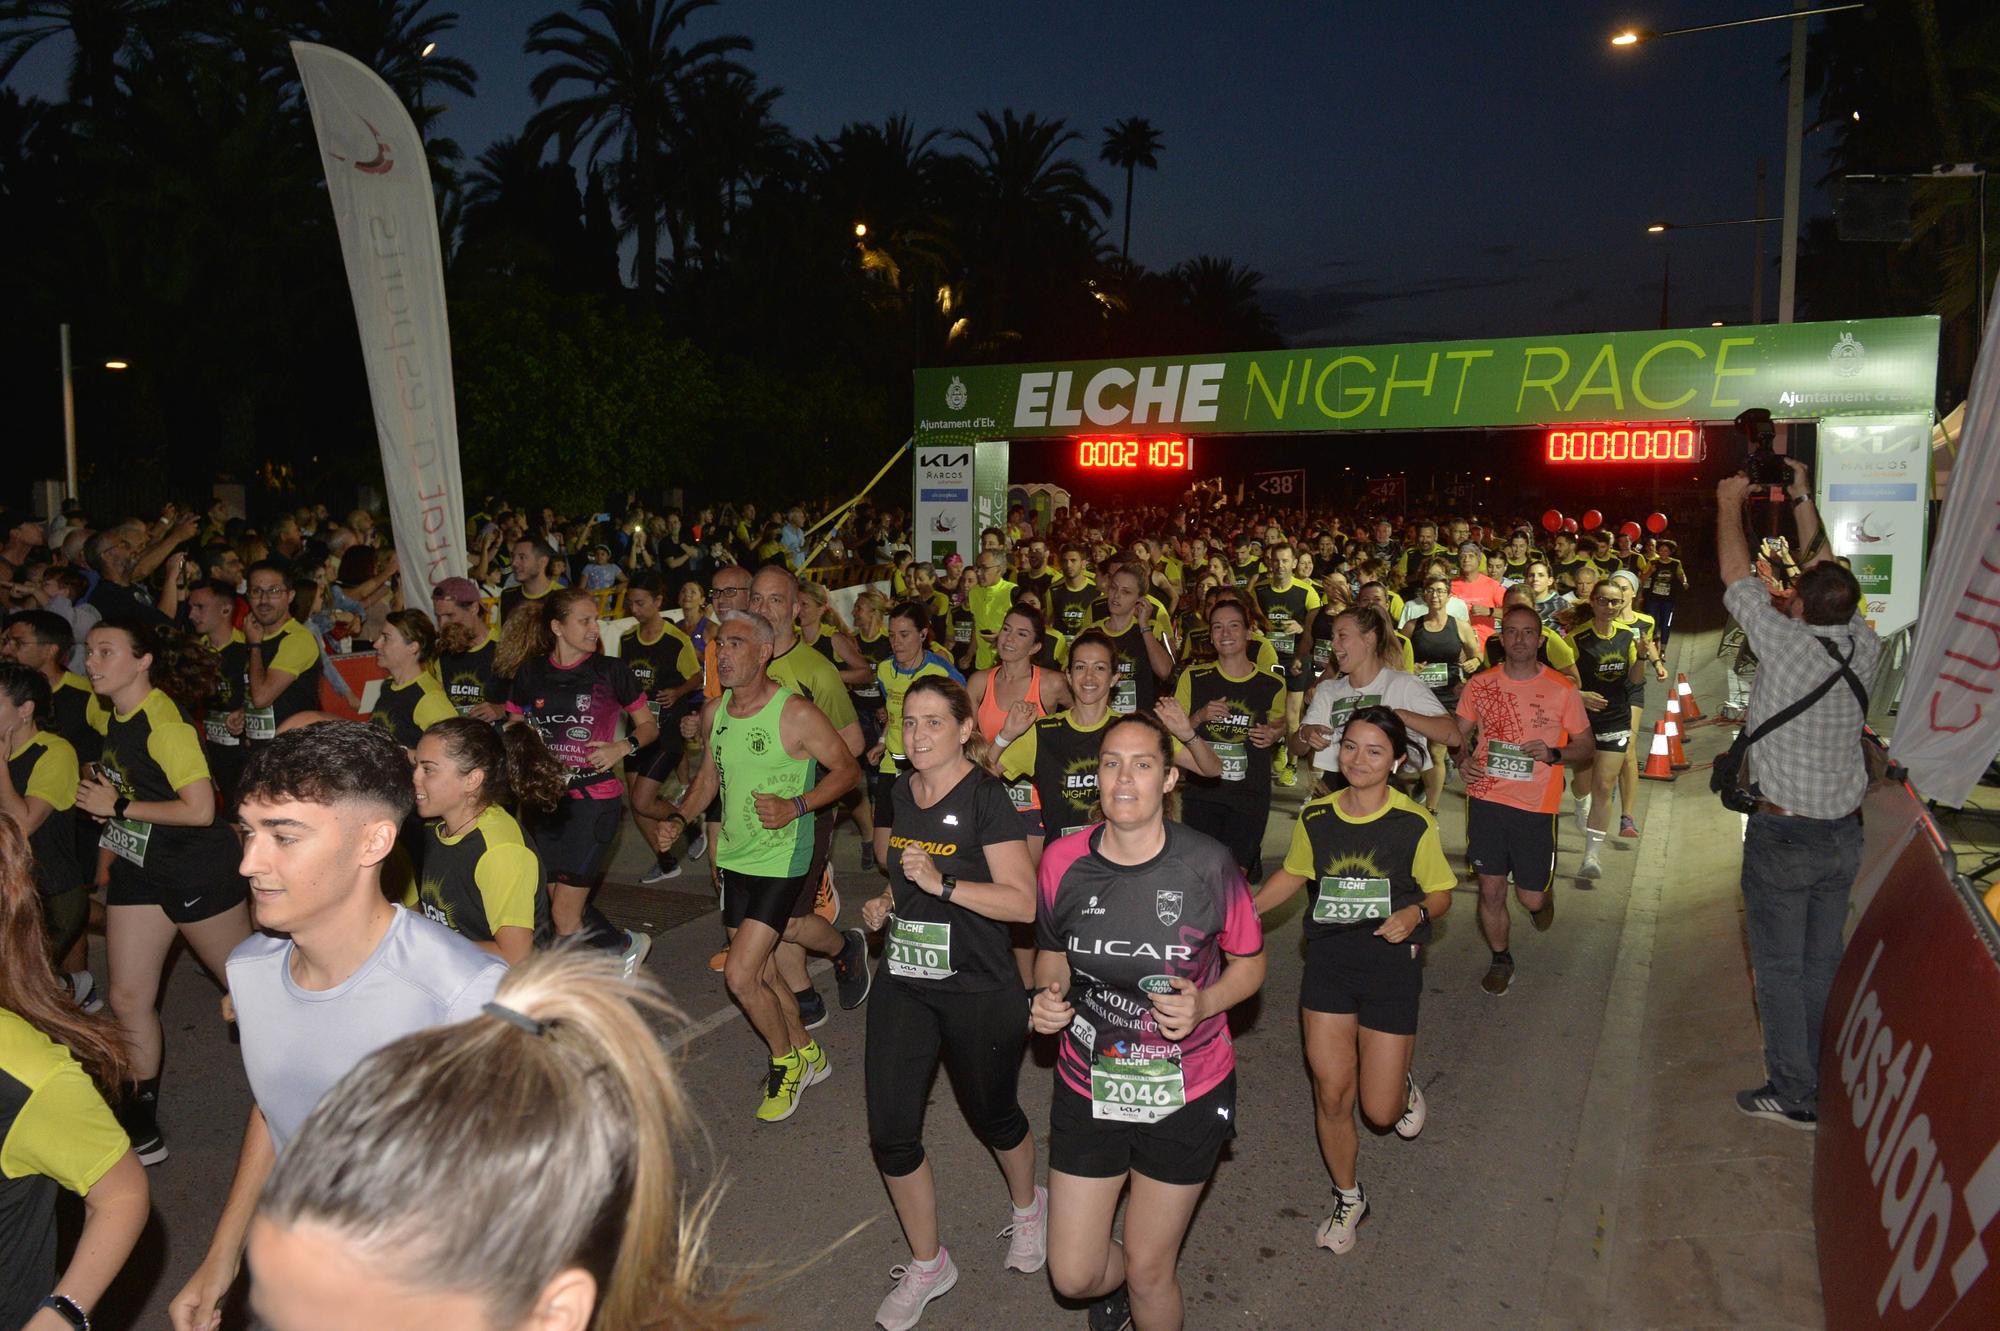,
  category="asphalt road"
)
[96,683,1678,1331]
